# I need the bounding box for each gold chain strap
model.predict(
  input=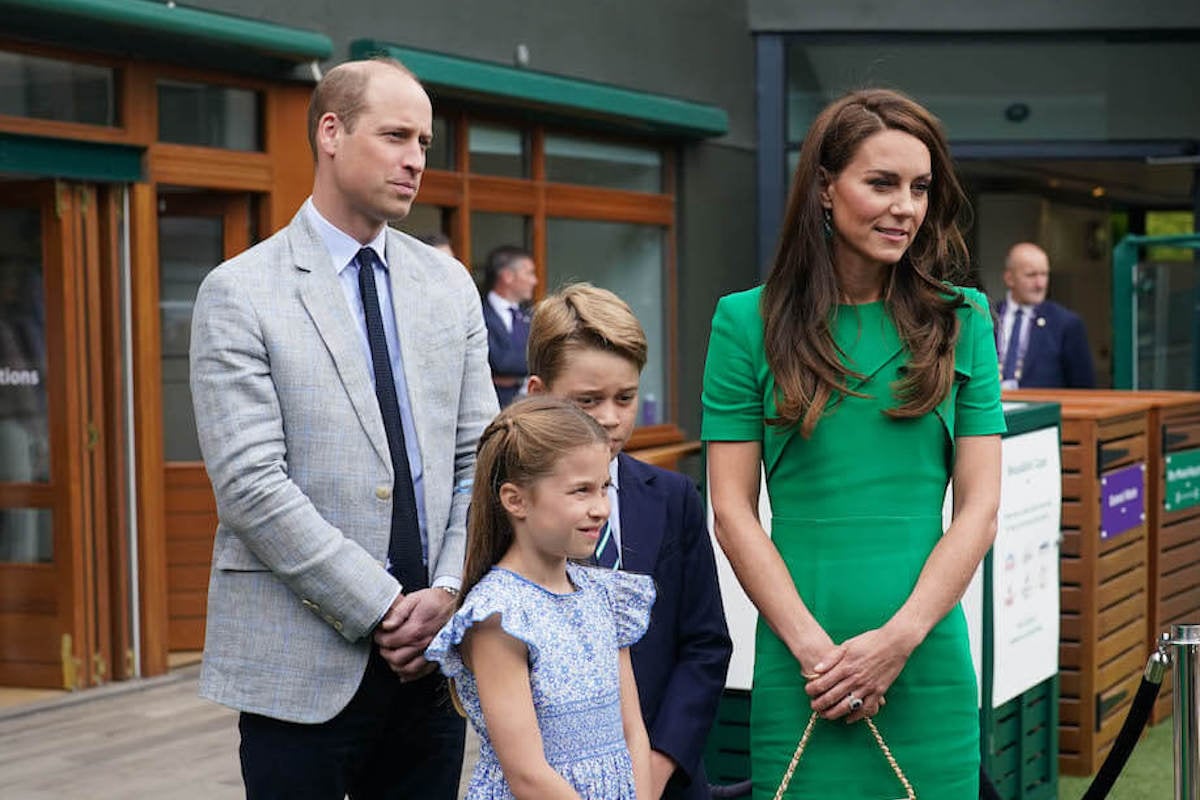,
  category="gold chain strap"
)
[772,711,916,800]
